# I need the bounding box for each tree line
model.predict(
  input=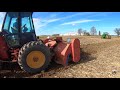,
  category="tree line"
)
[78,27,120,36]
[78,26,98,36]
